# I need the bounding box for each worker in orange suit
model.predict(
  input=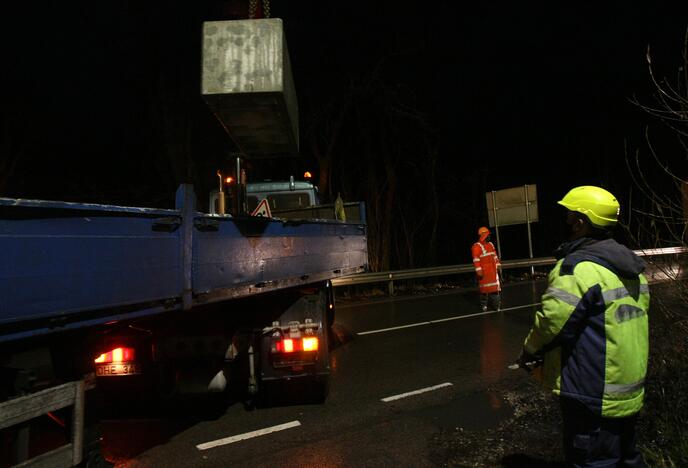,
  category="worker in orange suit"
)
[472,226,501,312]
